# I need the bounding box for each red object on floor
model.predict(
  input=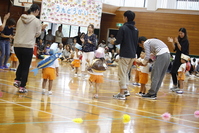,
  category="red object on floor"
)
[33,44,37,58]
